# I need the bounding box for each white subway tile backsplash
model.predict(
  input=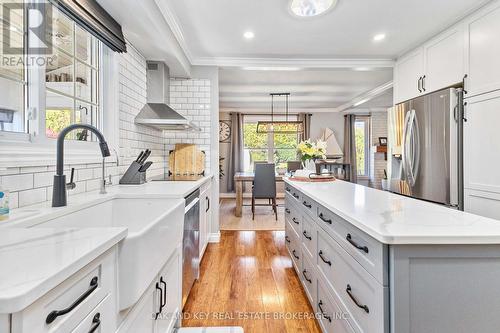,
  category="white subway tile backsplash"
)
[2,174,33,192]
[19,188,46,207]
